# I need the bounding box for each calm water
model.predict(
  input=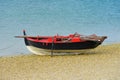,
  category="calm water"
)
[0,0,120,56]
